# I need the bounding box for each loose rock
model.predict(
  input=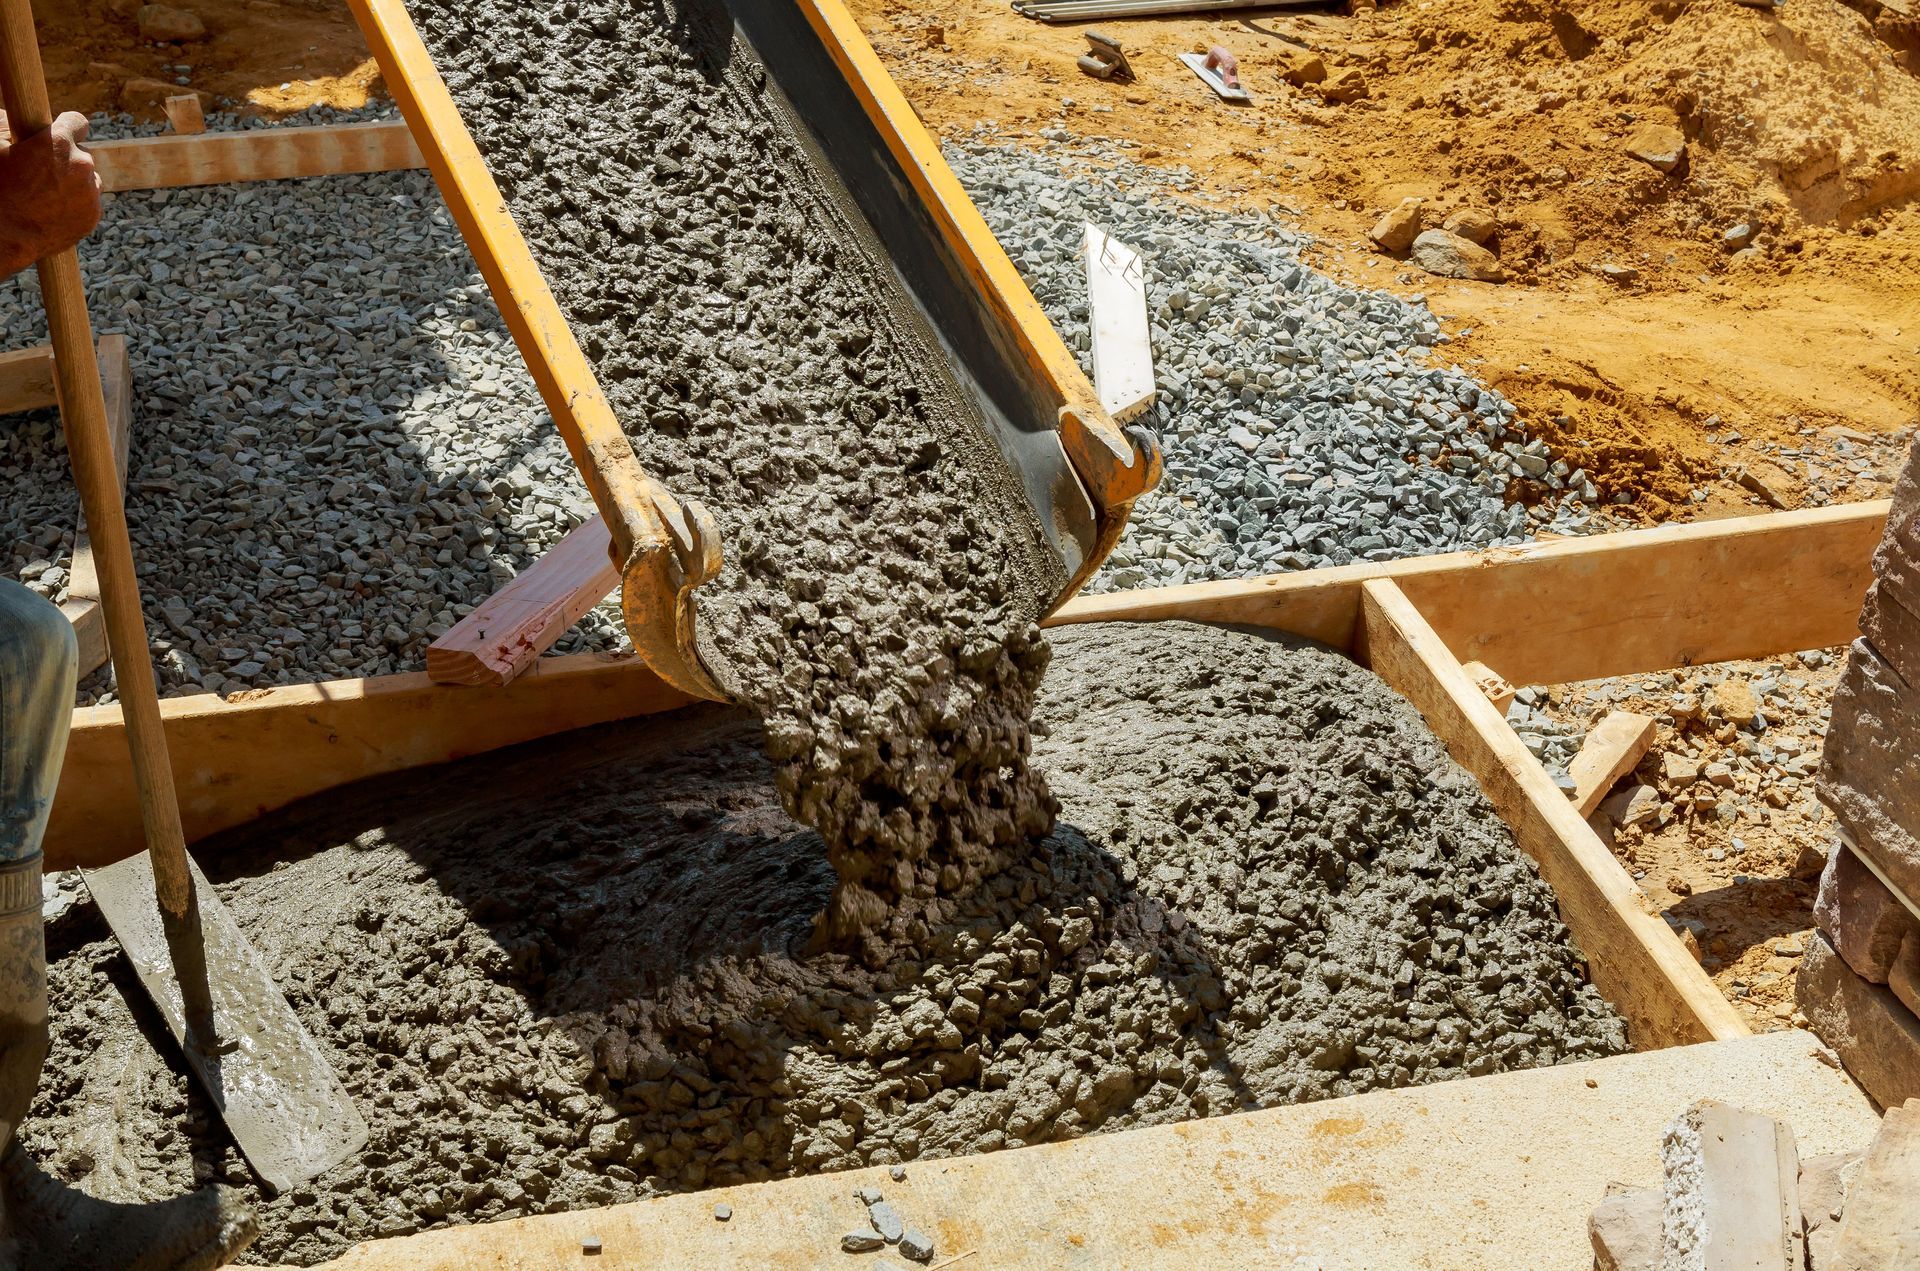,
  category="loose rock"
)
[1410,229,1507,282]
[1623,122,1687,173]
[1369,198,1424,253]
